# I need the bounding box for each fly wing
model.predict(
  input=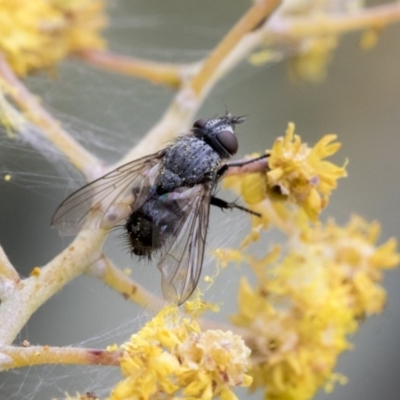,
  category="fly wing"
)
[157,183,212,305]
[52,151,165,235]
